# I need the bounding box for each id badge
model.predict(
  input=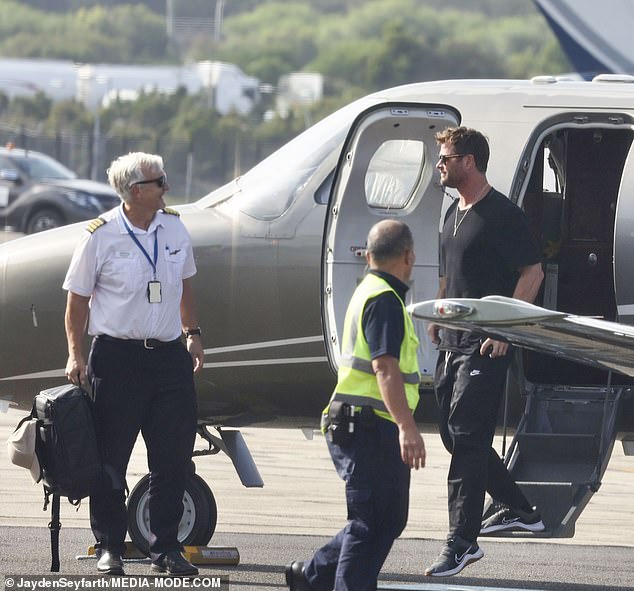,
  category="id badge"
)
[148,280,162,303]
